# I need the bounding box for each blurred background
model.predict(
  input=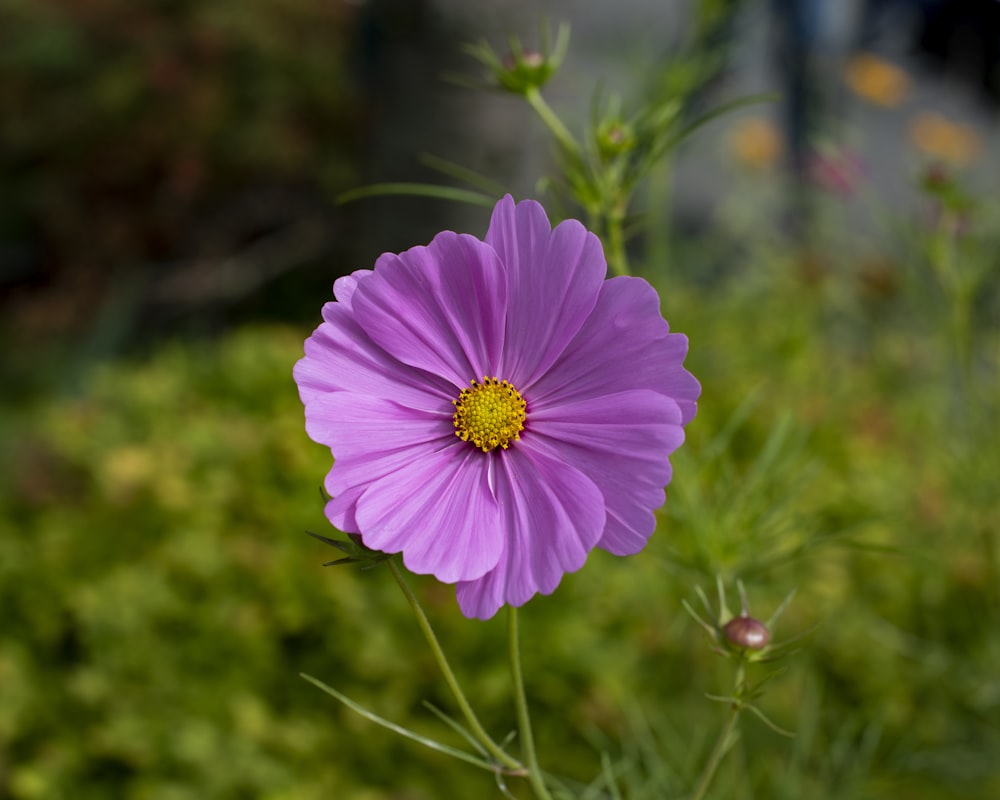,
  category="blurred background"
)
[2,0,999,798]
